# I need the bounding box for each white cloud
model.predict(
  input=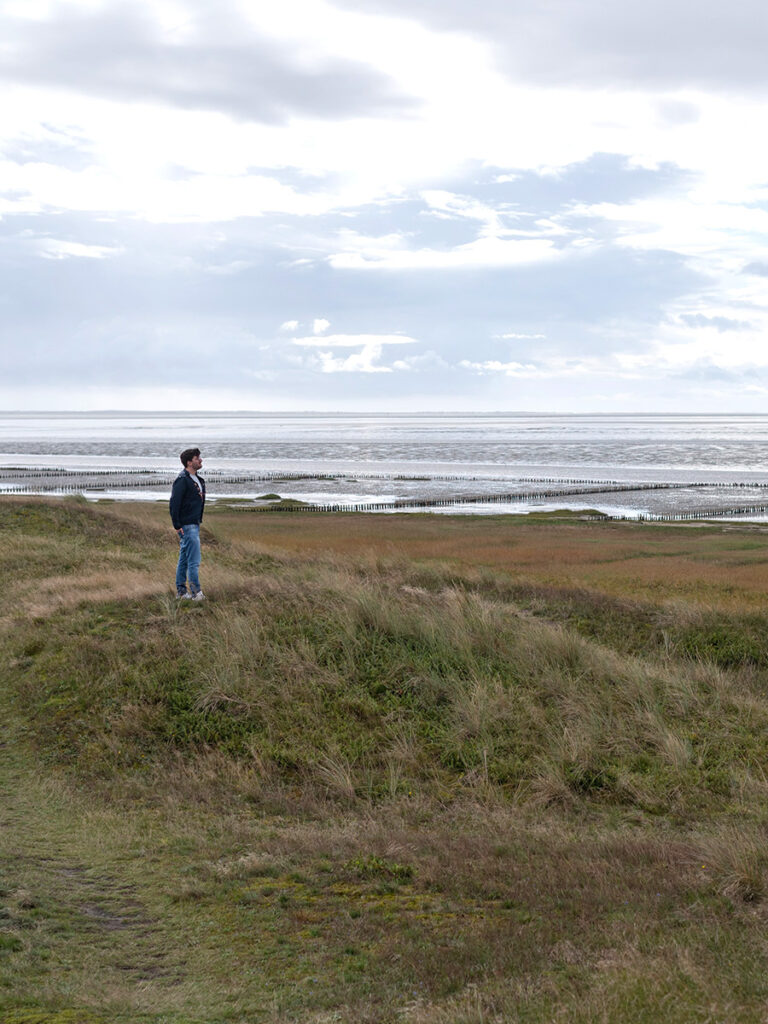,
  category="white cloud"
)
[291,330,418,373]
[312,317,330,334]
[494,332,547,340]
[623,326,768,374]
[0,0,57,19]
[571,195,768,267]
[420,189,513,232]
[338,0,768,97]
[292,333,417,347]
[279,320,299,331]
[328,236,559,270]
[38,238,122,259]
[317,344,393,373]
[391,351,450,372]
[459,359,541,377]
